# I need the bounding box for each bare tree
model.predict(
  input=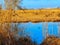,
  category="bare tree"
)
[4,0,22,10]
[0,4,2,10]
[0,4,2,15]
